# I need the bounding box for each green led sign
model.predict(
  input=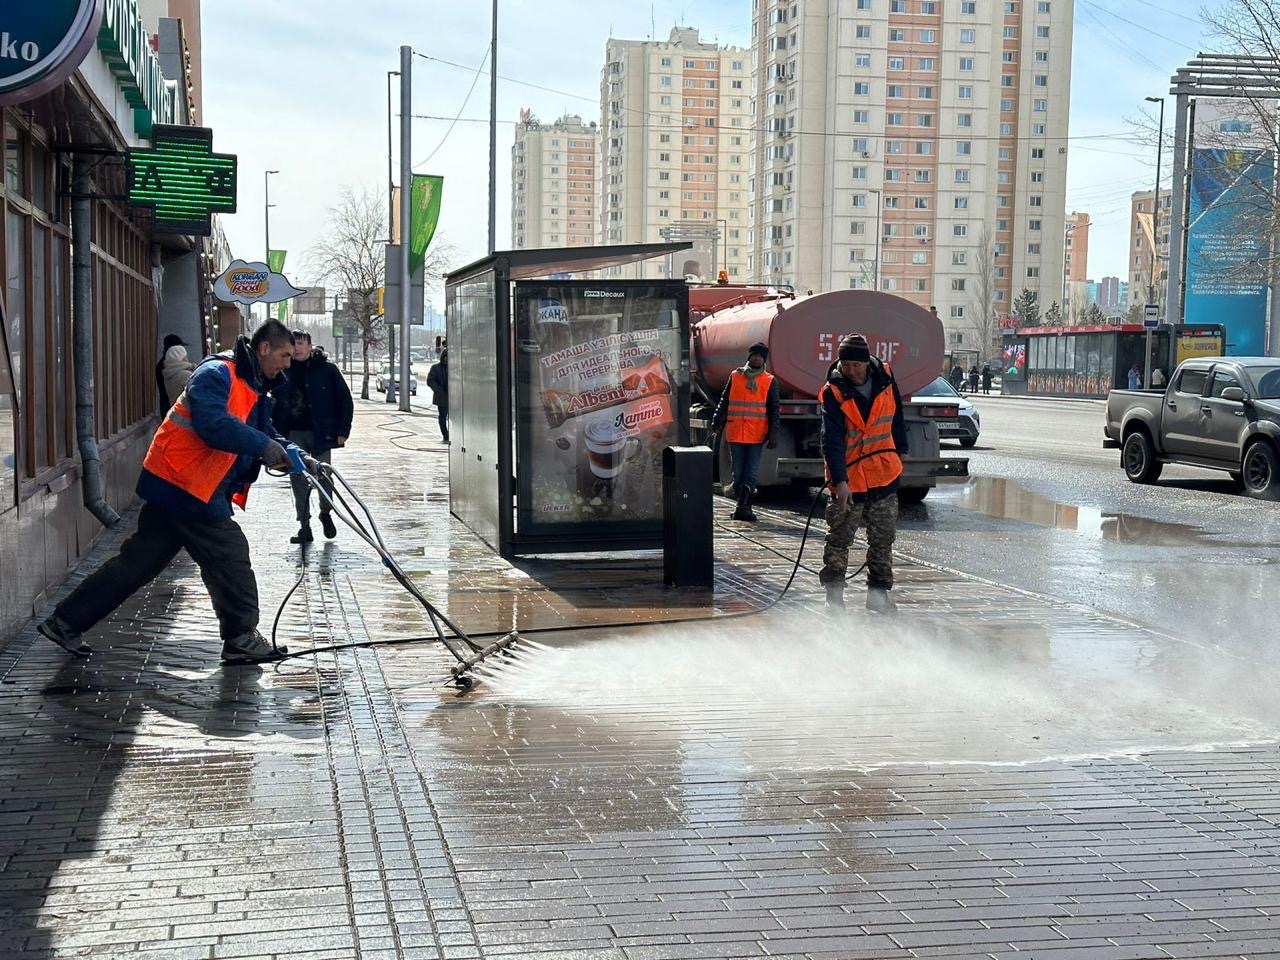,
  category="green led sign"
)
[126,125,236,236]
